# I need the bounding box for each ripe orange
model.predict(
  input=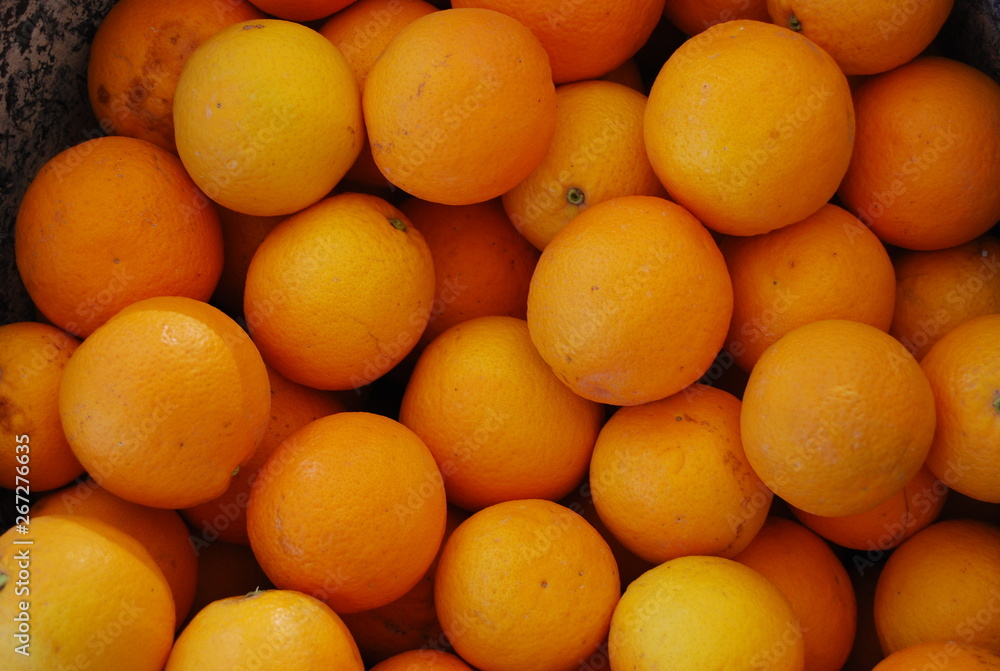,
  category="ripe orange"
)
[873,641,1000,670]
[0,515,175,670]
[662,0,770,36]
[33,480,199,626]
[503,80,667,251]
[609,555,804,671]
[247,412,447,613]
[890,235,1000,361]
[14,136,224,337]
[838,57,1000,250]
[243,192,435,391]
[399,316,604,511]
[249,0,358,21]
[0,322,83,491]
[398,198,539,346]
[589,384,772,563]
[182,365,345,546]
[450,0,664,84]
[790,465,948,552]
[209,207,285,318]
[185,541,273,625]
[767,0,954,75]
[920,314,1000,503]
[526,195,733,406]
[86,0,265,152]
[370,650,473,671]
[645,19,854,236]
[874,519,1000,655]
[741,319,937,517]
[59,296,271,509]
[165,589,364,670]
[734,517,857,671]
[363,8,557,205]
[434,499,620,671]
[721,203,896,372]
[173,19,363,216]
